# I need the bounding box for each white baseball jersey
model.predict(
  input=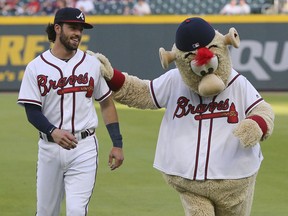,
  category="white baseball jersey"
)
[18,49,111,133]
[150,68,264,180]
